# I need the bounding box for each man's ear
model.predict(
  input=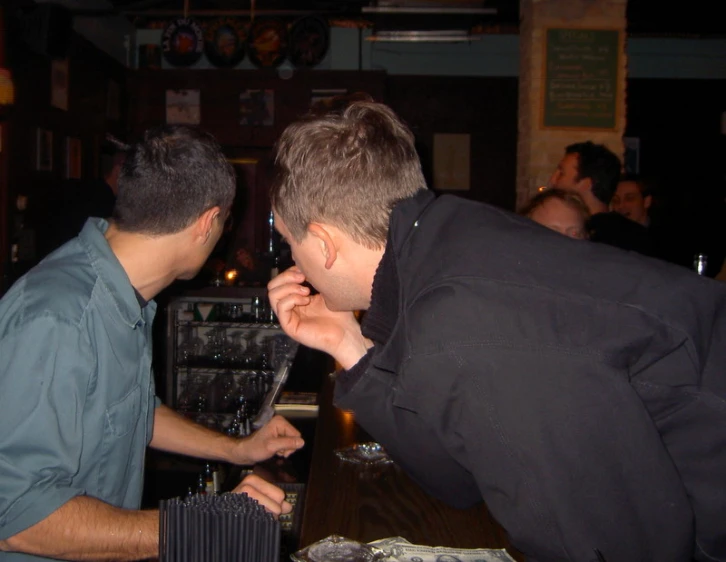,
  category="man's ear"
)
[307,223,338,270]
[578,176,594,194]
[644,194,653,211]
[195,206,221,244]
